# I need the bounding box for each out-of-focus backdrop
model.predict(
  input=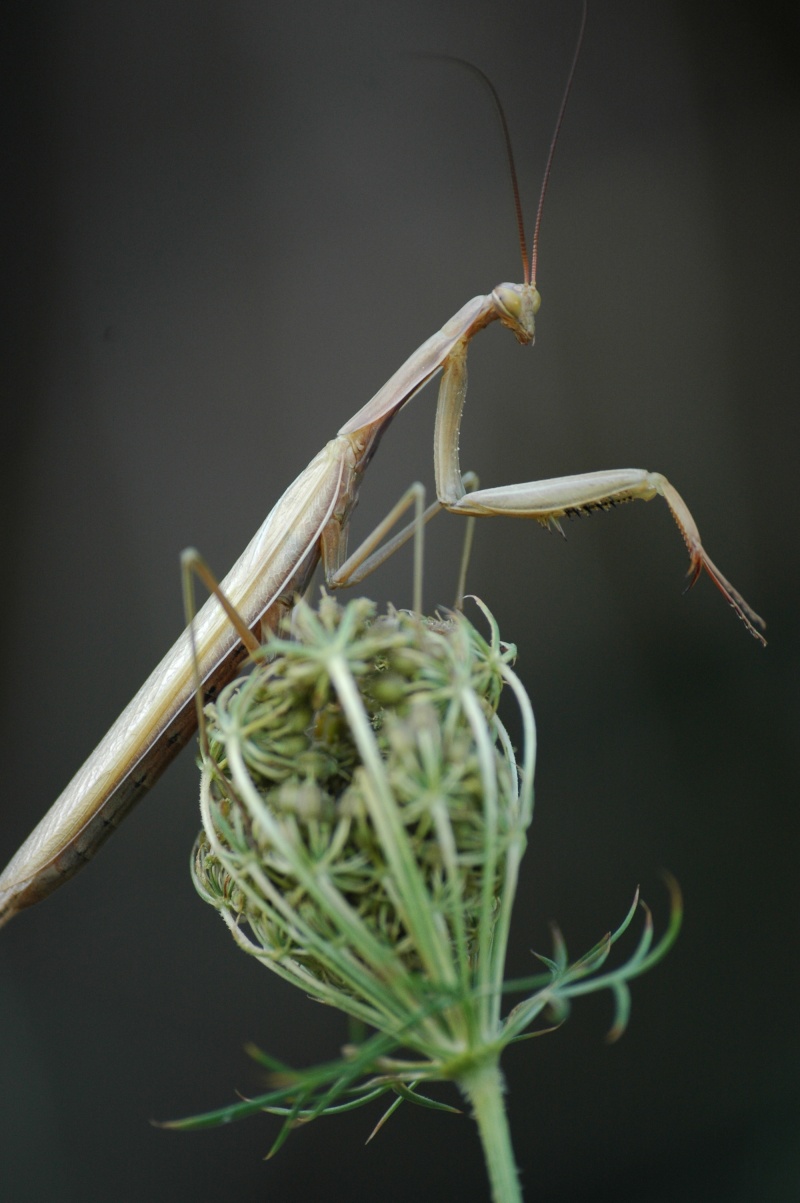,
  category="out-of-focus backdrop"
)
[2,2,798,1200]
